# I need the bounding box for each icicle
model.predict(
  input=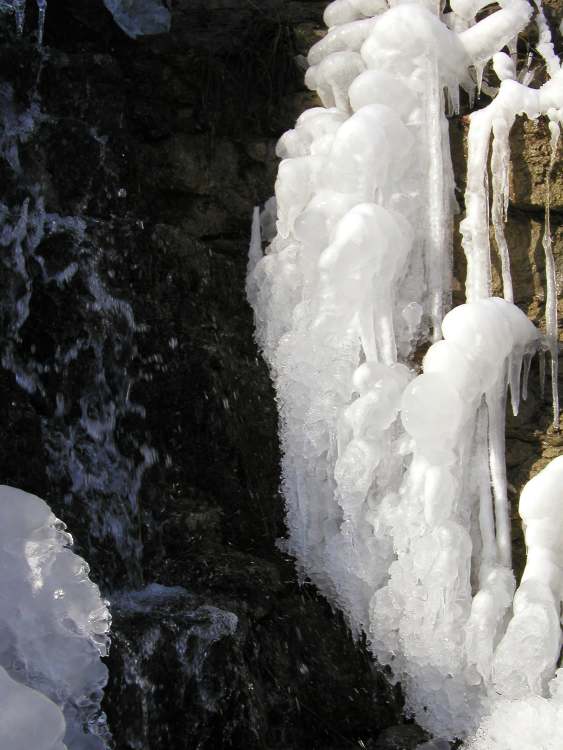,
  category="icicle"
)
[247,206,262,276]
[543,119,560,429]
[476,402,496,570]
[506,34,518,64]
[474,61,485,97]
[13,0,25,34]
[36,0,46,46]
[425,54,448,340]
[486,369,511,569]
[539,348,546,399]
[522,352,532,401]
[508,346,529,415]
[491,115,514,303]
[460,106,493,301]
